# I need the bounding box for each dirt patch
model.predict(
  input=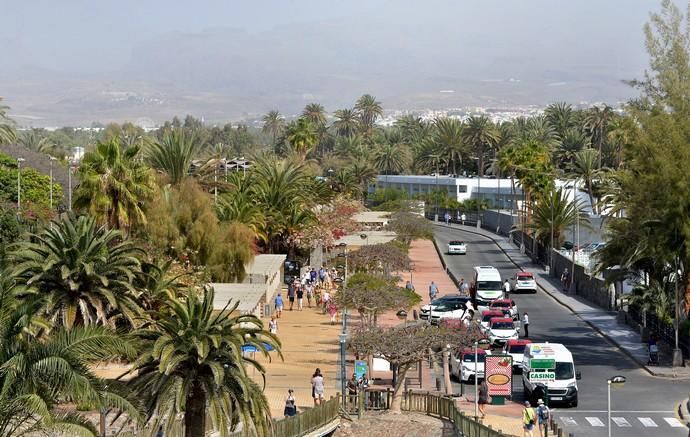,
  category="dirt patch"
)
[333,411,456,437]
